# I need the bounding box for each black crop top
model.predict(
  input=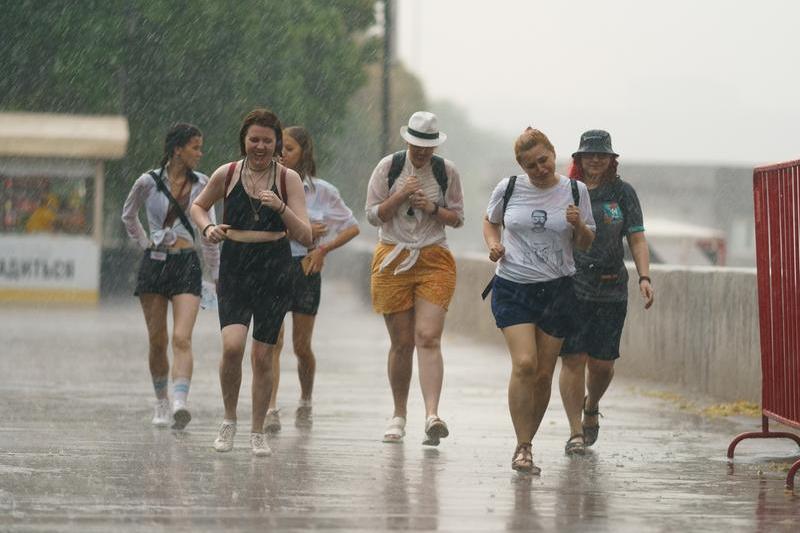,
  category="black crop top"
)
[223,164,288,232]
